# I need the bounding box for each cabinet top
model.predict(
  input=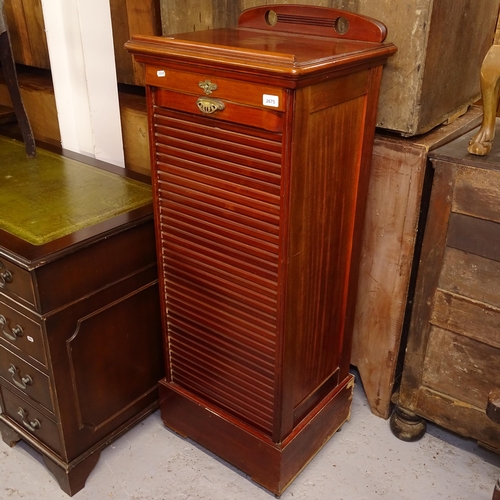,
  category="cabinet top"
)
[126,5,396,85]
